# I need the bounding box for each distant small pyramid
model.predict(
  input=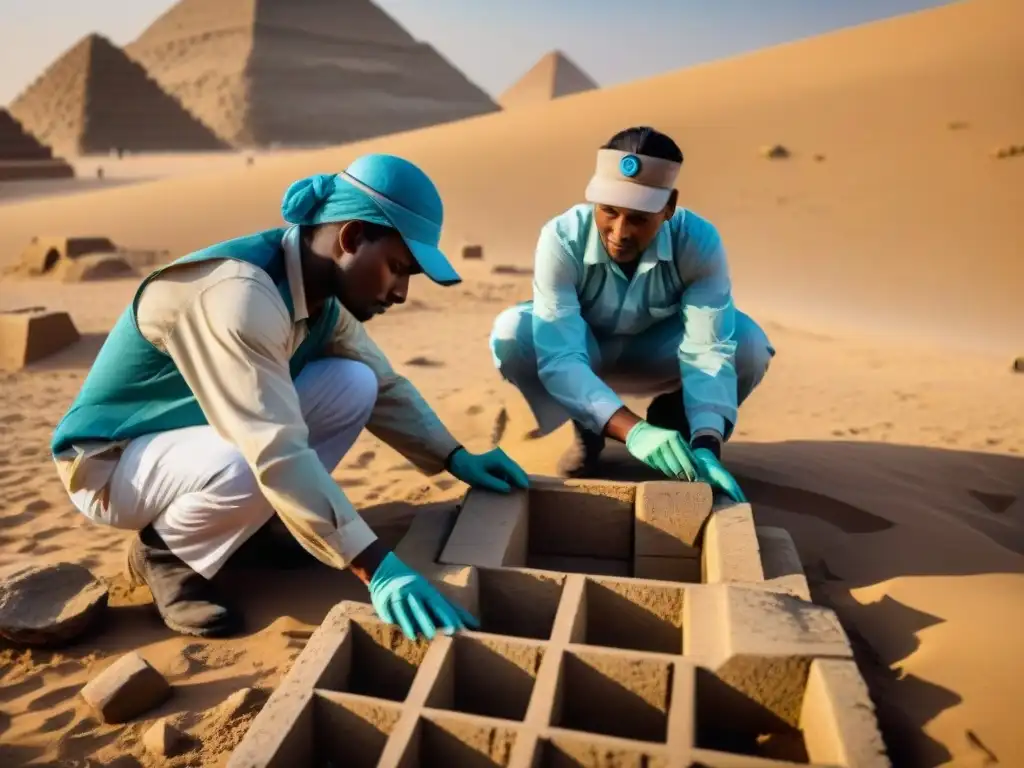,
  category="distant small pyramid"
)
[125,0,500,148]
[0,109,74,181]
[0,109,56,161]
[8,33,227,155]
[499,51,598,109]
